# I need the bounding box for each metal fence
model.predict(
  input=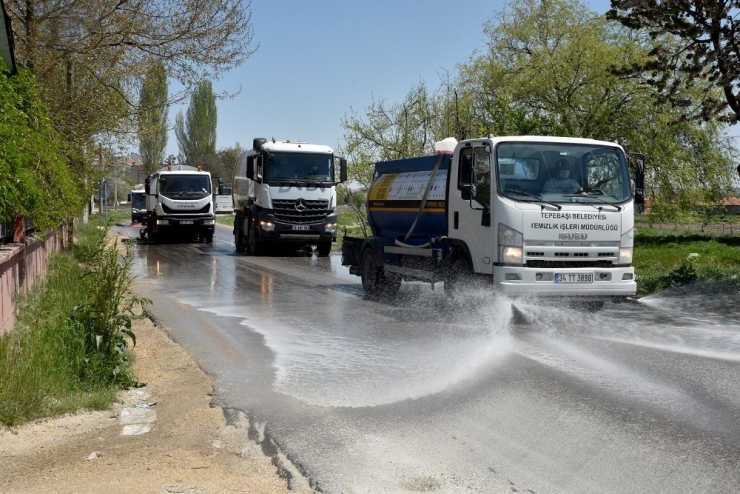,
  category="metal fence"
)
[0,219,12,241]
[0,217,34,244]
